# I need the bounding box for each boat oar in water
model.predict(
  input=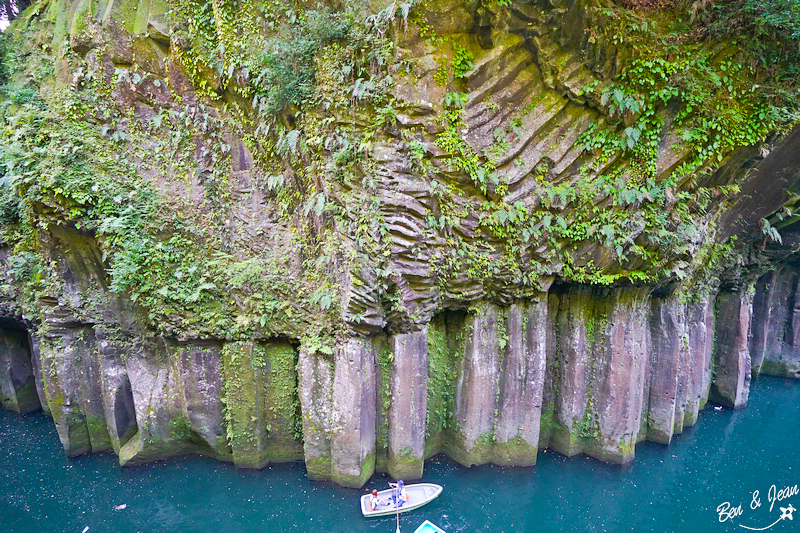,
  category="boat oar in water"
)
[395,484,401,533]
